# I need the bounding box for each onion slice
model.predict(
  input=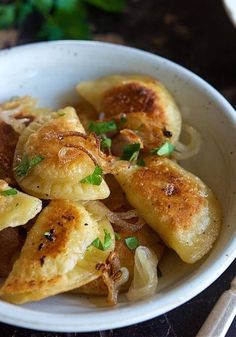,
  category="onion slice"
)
[101,267,129,306]
[127,246,158,301]
[174,125,201,160]
[85,201,145,232]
